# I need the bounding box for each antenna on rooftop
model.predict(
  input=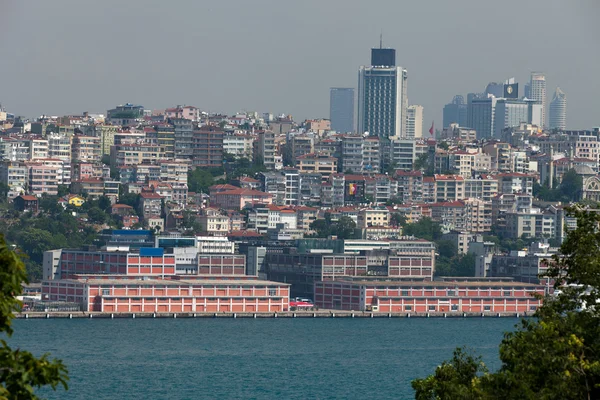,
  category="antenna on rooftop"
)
[380,31,383,49]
